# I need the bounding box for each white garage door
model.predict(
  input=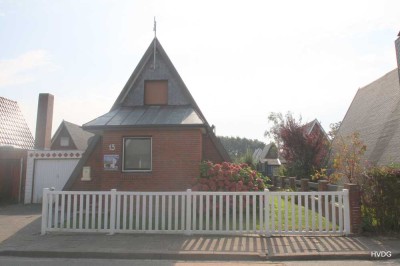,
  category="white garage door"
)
[33,159,79,203]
